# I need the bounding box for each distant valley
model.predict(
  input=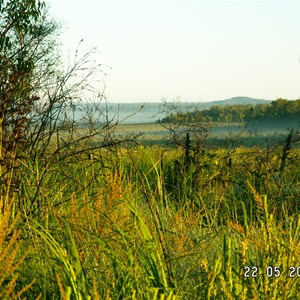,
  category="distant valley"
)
[76,96,274,124]
[93,97,273,124]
